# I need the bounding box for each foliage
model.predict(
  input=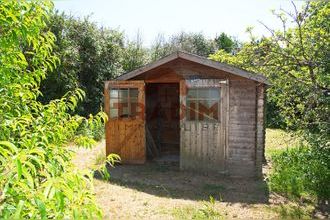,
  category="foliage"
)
[269,145,330,203]
[214,32,239,54]
[150,32,238,61]
[121,31,149,72]
[93,152,121,181]
[75,114,106,141]
[210,2,329,203]
[40,12,125,116]
[210,2,330,133]
[0,0,117,218]
[39,14,240,116]
[264,128,301,159]
[271,202,314,219]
